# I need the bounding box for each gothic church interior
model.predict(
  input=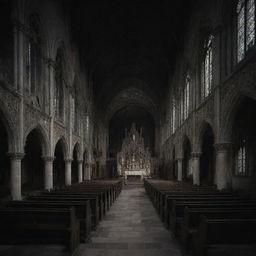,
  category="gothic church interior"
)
[0,0,256,255]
